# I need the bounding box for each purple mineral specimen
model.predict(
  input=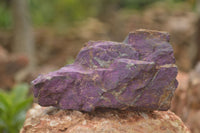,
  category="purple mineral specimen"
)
[31,29,178,112]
